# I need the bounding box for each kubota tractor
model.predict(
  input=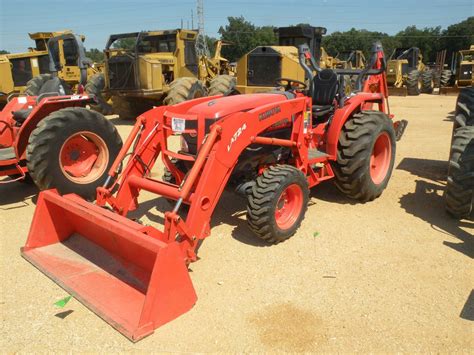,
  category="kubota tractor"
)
[0,33,122,199]
[22,41,407,341]
[86,29,233,119]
